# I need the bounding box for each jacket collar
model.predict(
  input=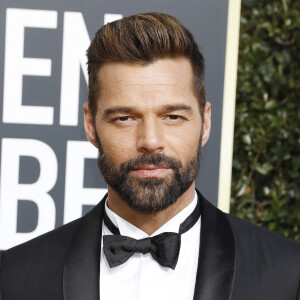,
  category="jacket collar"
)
[63,191,236,300]
[194,190,236,300]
